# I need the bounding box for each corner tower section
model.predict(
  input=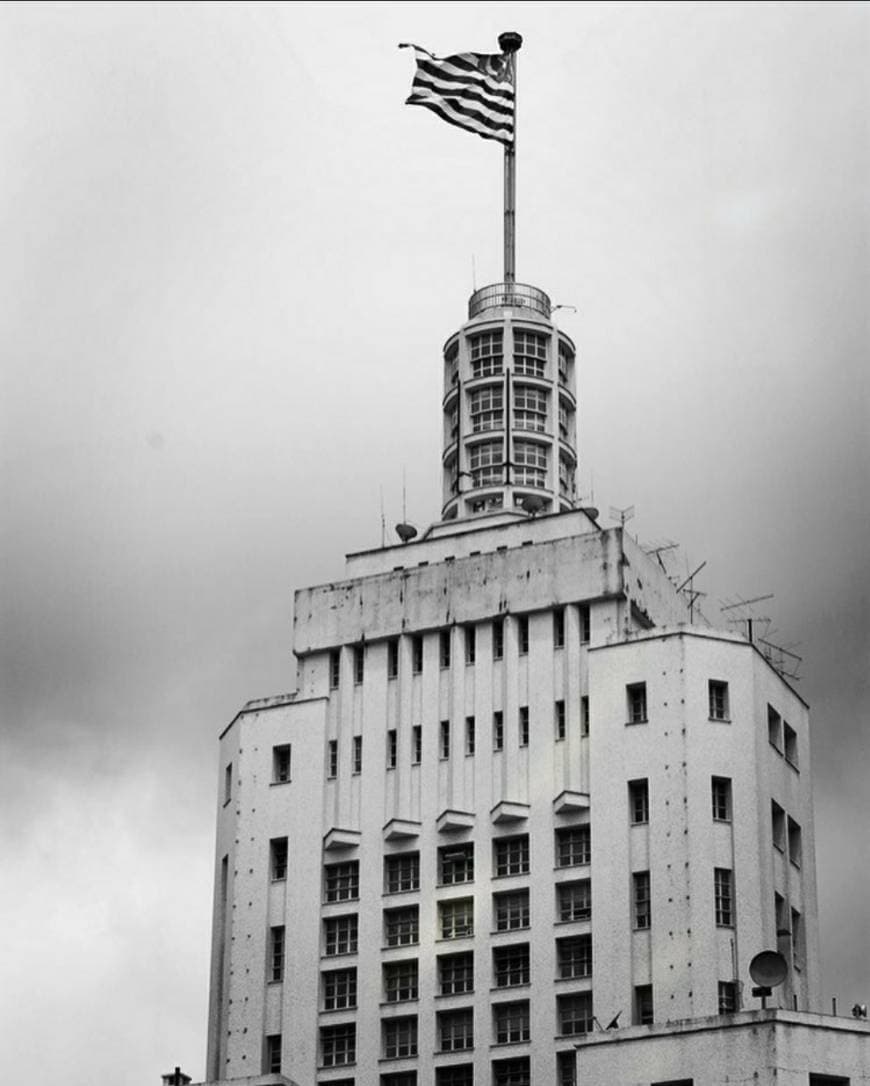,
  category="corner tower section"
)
[441,282,578,521]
